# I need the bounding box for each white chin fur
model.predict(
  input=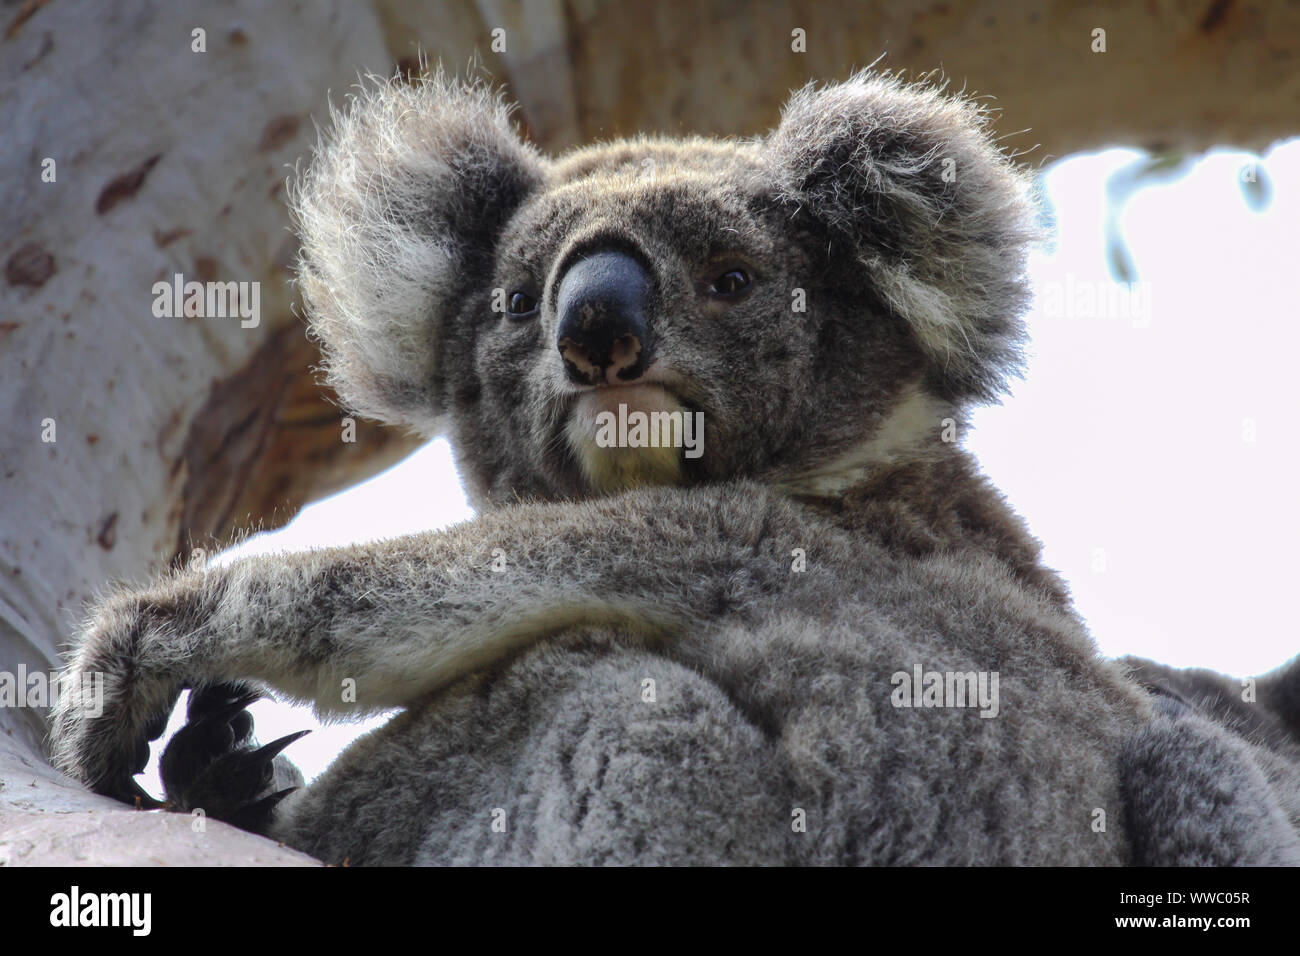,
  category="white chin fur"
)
[565,385,686,492]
